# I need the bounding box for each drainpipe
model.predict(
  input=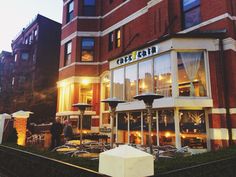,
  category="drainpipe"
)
[219,37,233,146]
